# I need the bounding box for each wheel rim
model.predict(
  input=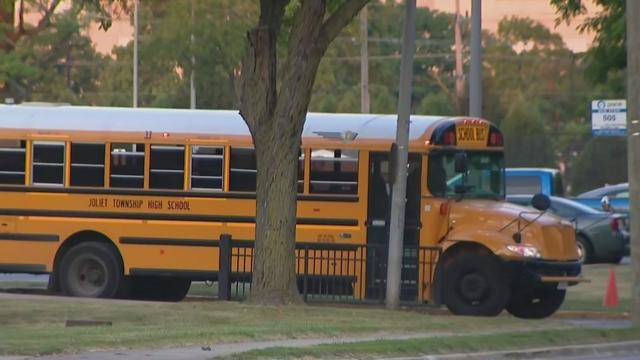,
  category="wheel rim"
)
[576,241,586,263]
[458,272,489,304]
[67,254,108,297]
